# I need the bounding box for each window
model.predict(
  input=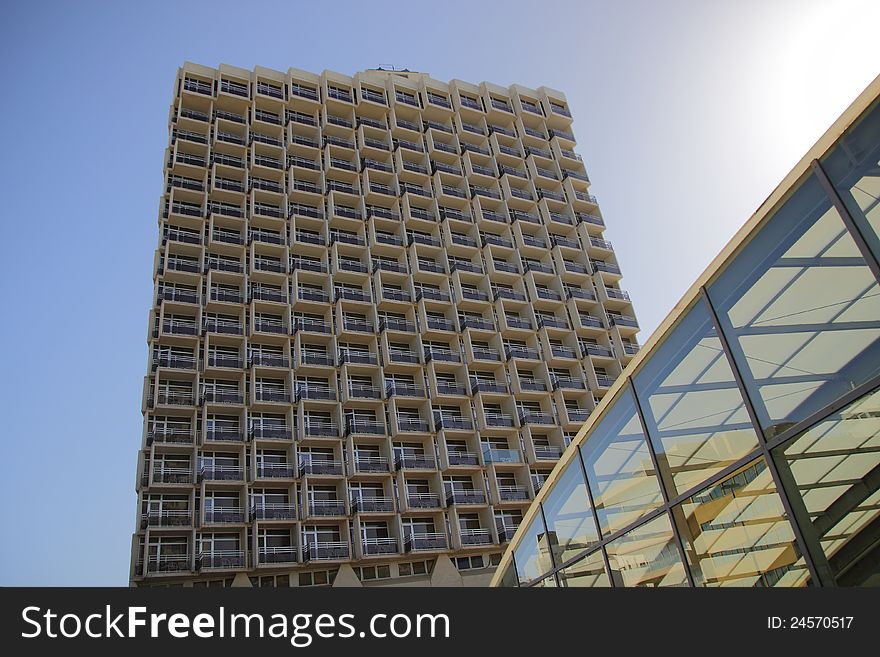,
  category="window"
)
[397,560,434,577]
[707,173,880,438]
[298,570,338,587]
[455,555,486,571]
[358,565,392,581]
